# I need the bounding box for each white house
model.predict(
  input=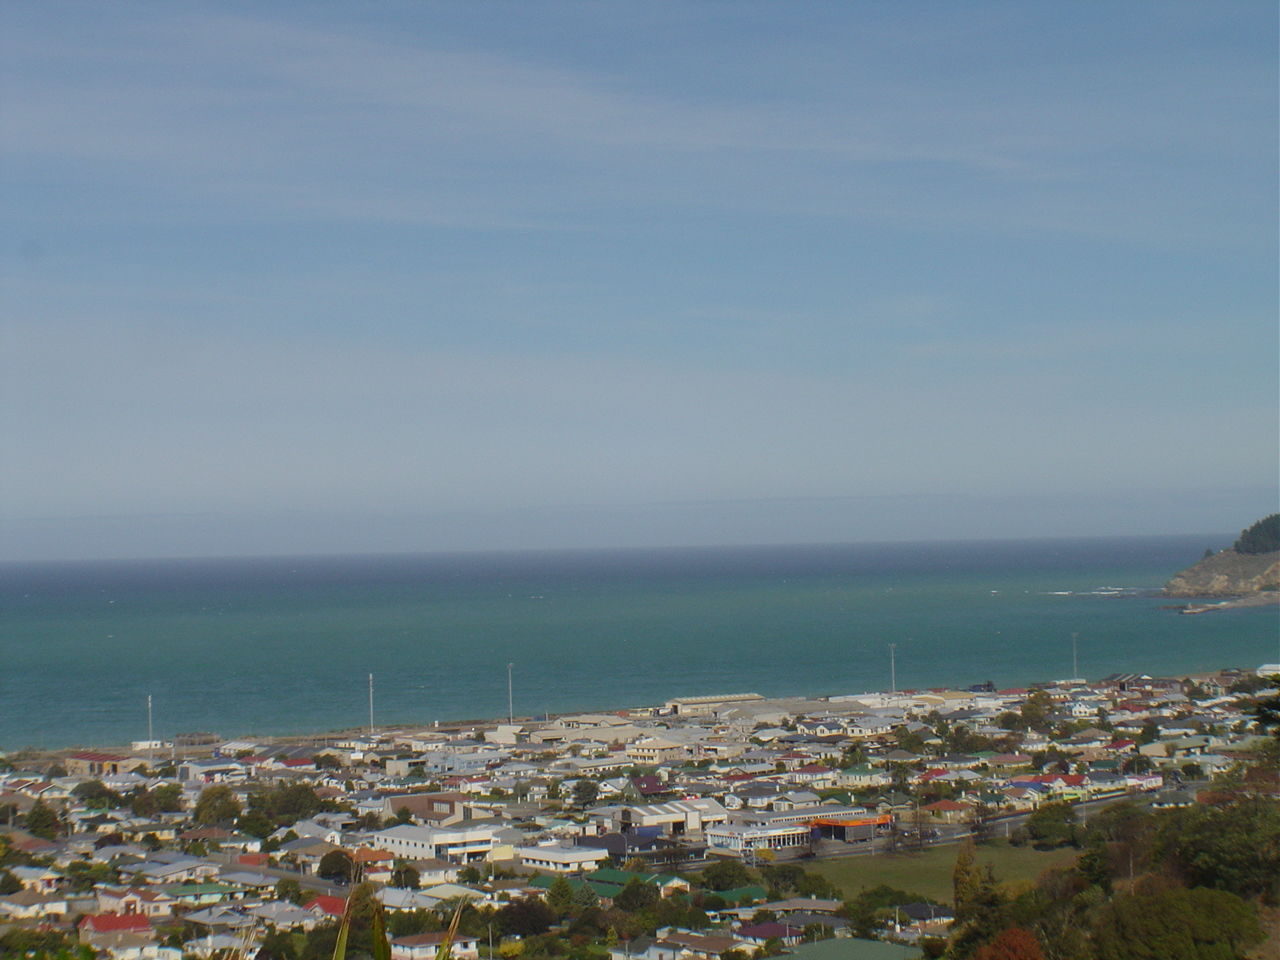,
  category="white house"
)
[369,823,497,863]
[514,843,610,874]
[390,932,480,960]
